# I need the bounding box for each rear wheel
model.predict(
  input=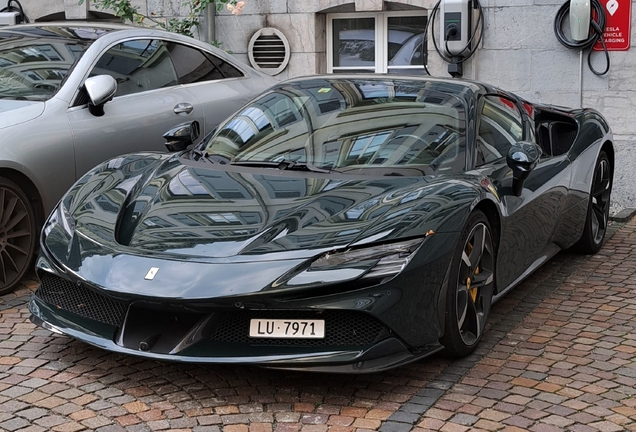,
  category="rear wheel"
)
[573,151,612,254]
[440,210,495,357]
[0,178,36,295]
